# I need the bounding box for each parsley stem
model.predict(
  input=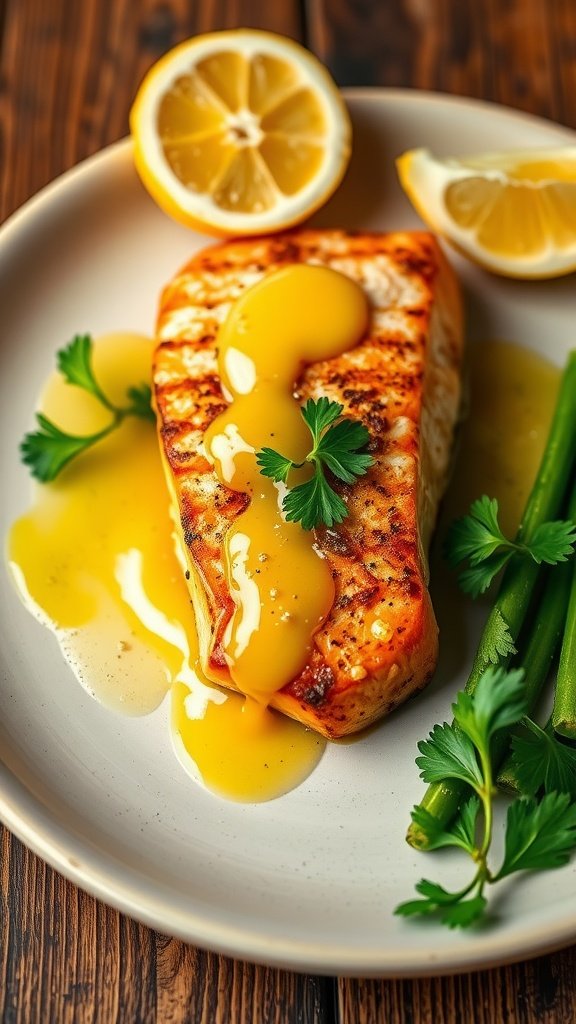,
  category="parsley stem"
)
[408,350,576,849]
[91,387,118,414]
[452,873,485,903]
[57,417,121,474]
[478,780,494,862]
[68,412,123,447]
